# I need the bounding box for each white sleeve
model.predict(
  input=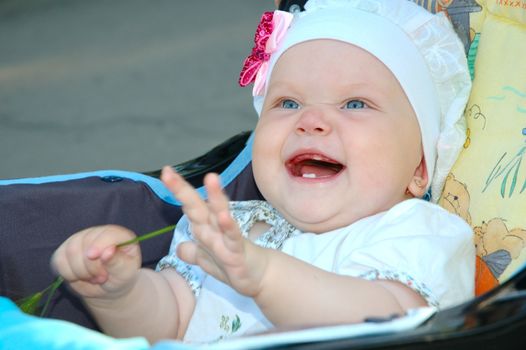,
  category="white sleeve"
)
[335,200,475,309]
[155,215,205,296]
